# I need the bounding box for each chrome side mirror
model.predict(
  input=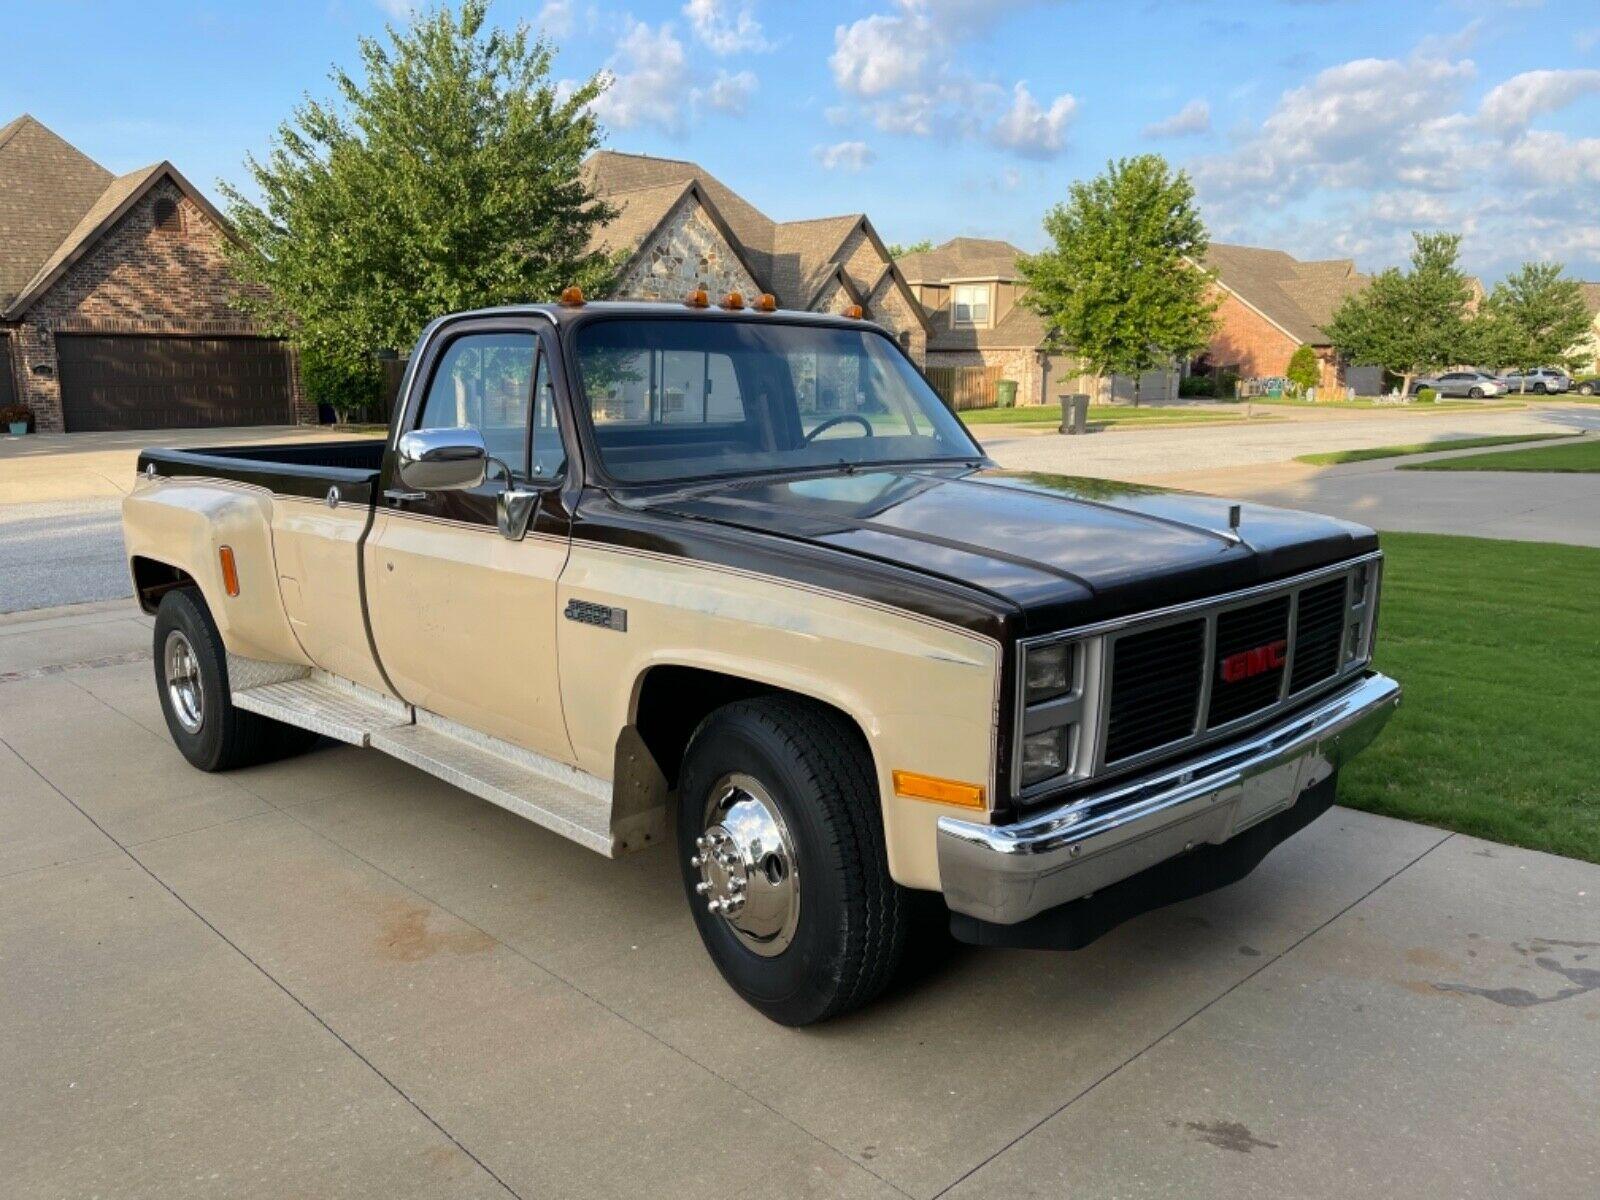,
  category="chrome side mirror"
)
[397,428,488,492]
